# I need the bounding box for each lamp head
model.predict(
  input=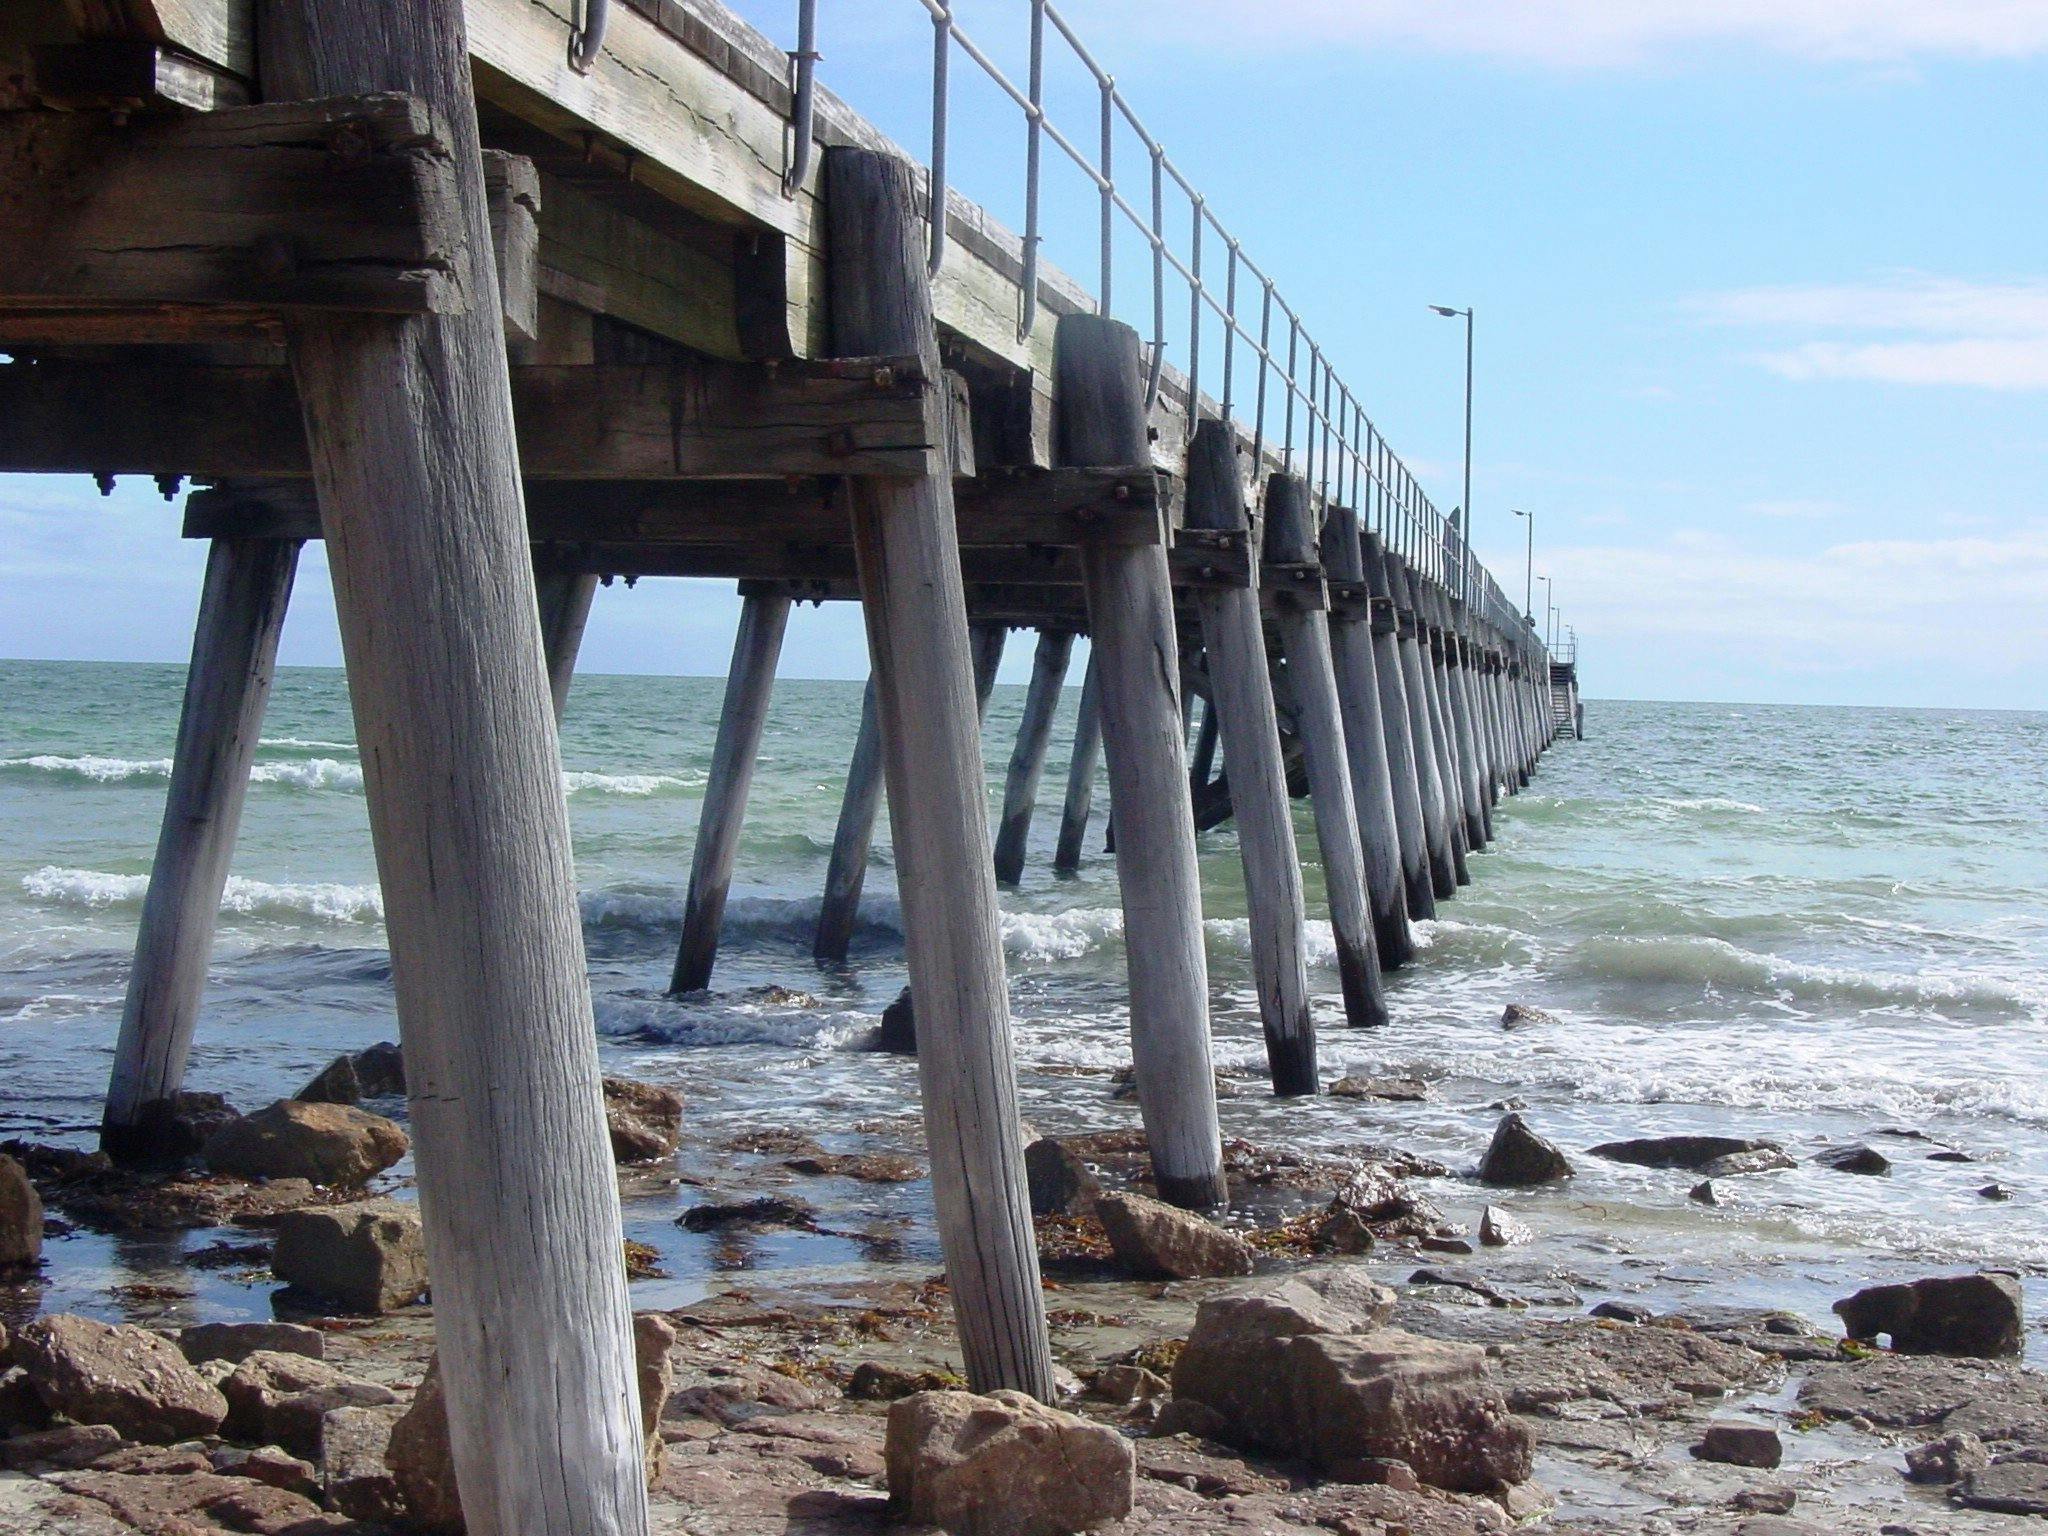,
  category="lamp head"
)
[1429,305,1461,318]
